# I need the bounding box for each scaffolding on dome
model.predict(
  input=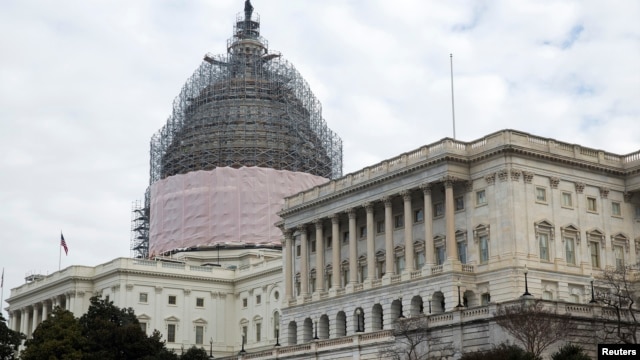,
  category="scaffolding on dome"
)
[130,188,150,259]
[149,11,342,183]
